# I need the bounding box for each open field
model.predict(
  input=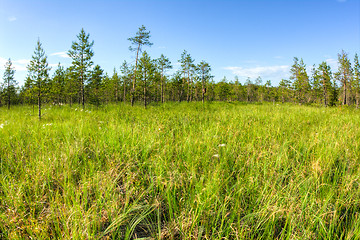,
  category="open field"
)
[1,102,360,239]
